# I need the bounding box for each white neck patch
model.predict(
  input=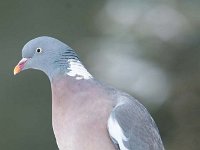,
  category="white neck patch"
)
[66,59,93,80]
